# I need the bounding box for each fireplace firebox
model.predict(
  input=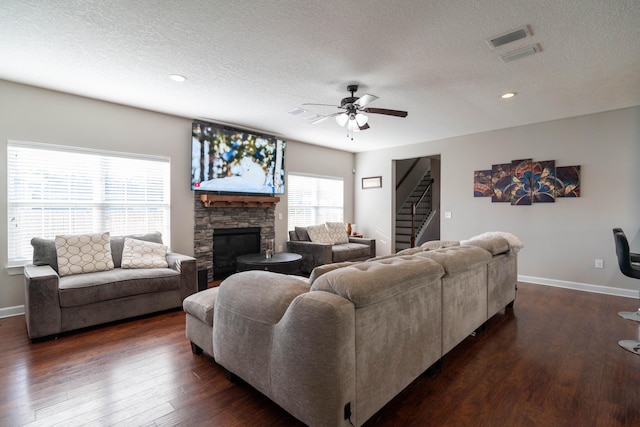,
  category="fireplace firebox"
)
[213,227,260,280]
